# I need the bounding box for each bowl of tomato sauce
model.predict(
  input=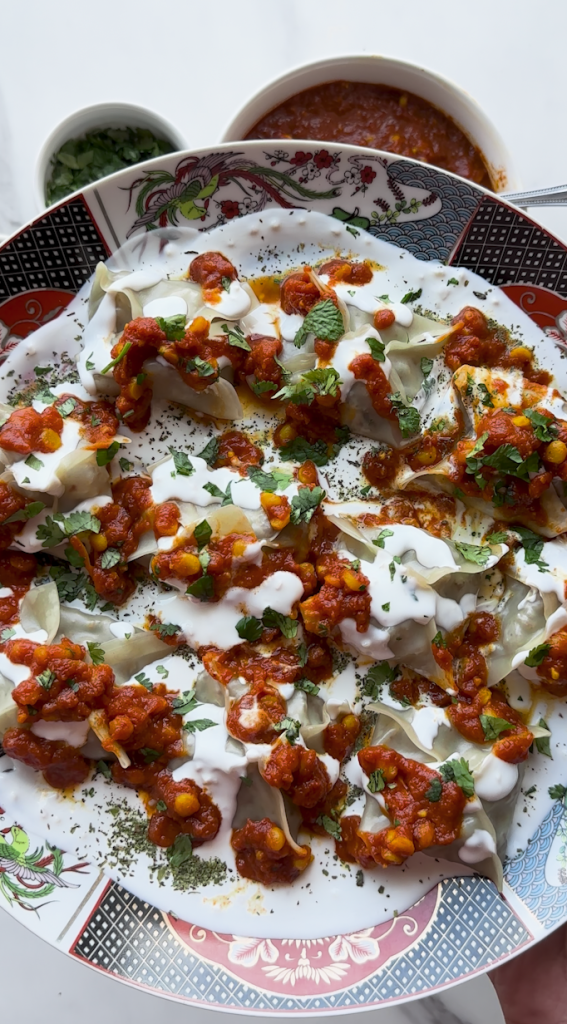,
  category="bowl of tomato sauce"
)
[222,54,518,192]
